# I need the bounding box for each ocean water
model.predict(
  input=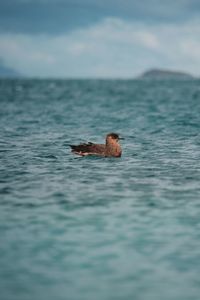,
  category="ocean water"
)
[1,78,200,300]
